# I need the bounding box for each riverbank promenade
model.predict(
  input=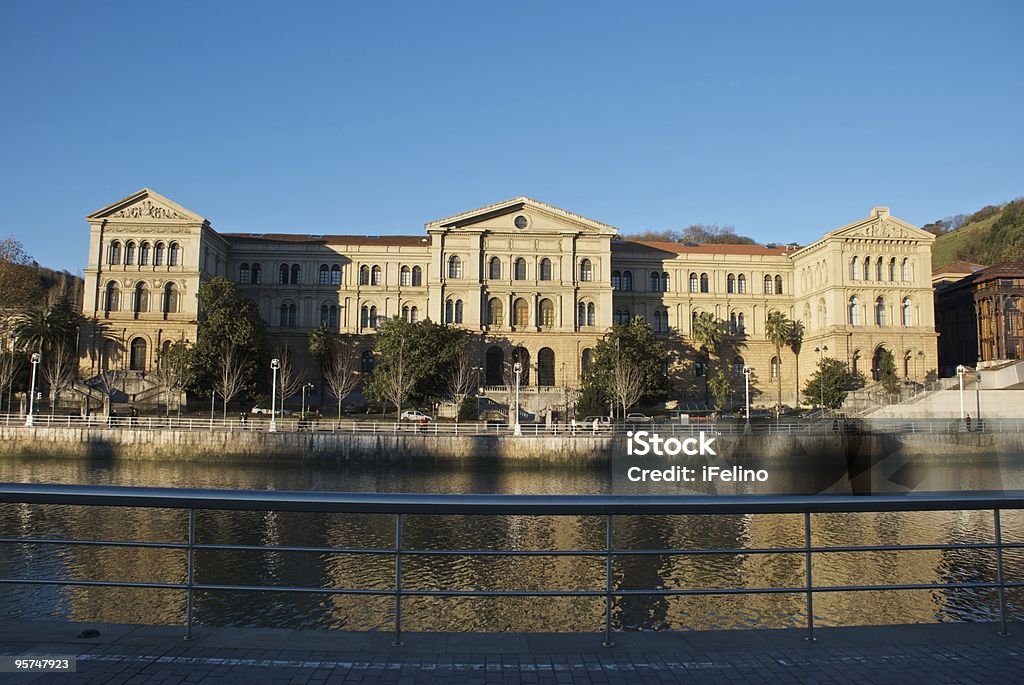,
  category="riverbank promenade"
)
[2,620,1022,684]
